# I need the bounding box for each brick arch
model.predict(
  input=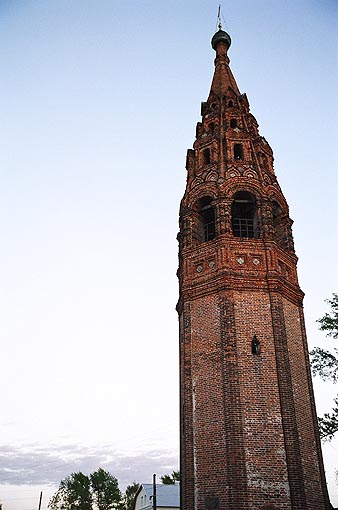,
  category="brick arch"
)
[207,95,219,112]
[207,121,218,134]
[191,195,217,243]
[269,196,293,250]
[205,171,218,182]
[224,181,263,201]
[267,190,289,213]
[186,184,218,209]
[242,170,258,180]
[190,177,204,189]
[225,167,240,178]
